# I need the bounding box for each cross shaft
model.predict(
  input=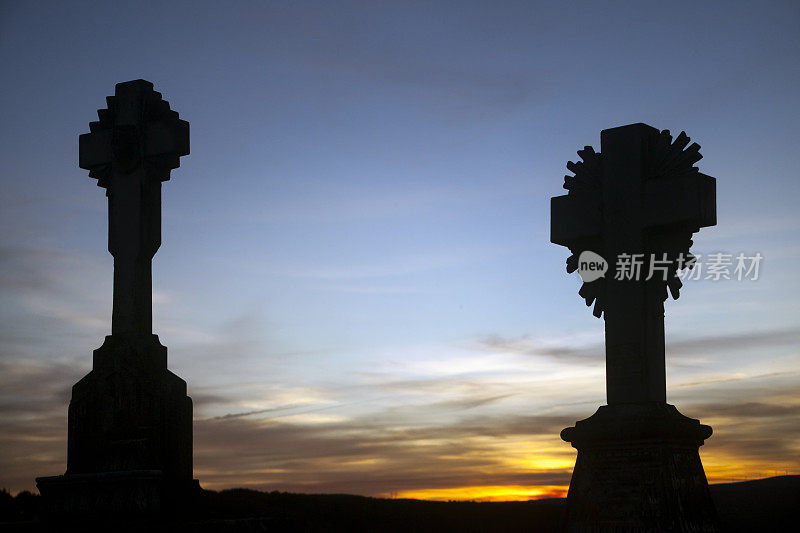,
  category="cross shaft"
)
[79,80,189,337]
